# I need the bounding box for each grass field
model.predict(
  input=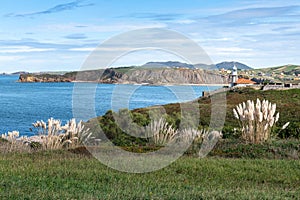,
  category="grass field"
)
[0,150,300,199]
